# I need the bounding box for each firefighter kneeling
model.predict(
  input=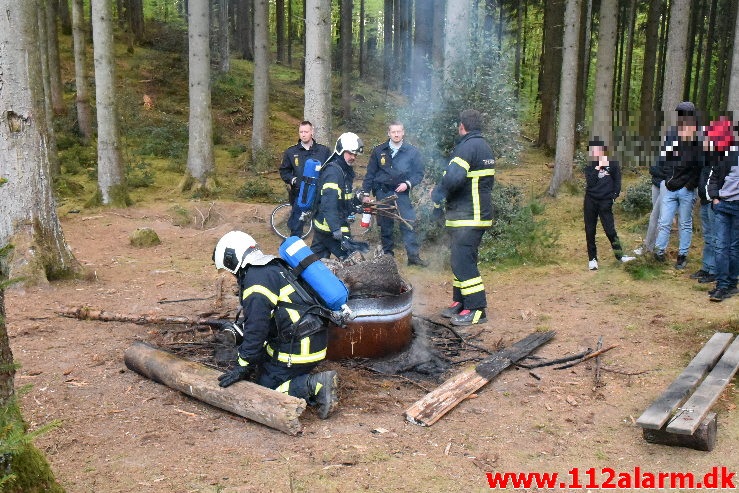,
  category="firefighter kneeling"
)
[213,231,338,419]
